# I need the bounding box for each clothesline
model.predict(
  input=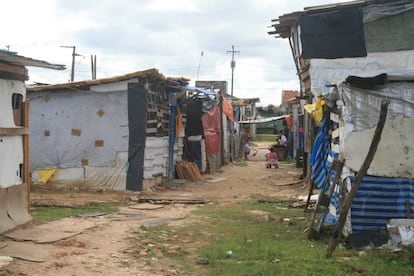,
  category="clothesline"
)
[238,115,287,124]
